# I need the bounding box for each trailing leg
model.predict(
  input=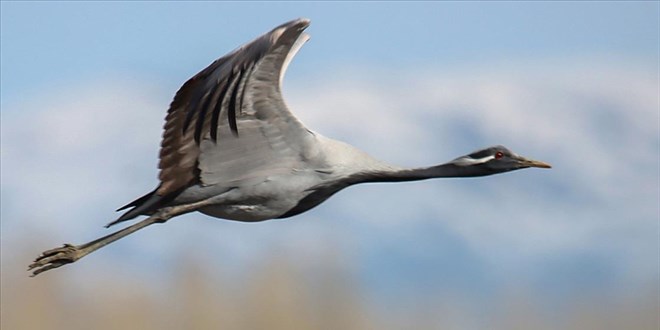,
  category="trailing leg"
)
[28,199,214,277]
